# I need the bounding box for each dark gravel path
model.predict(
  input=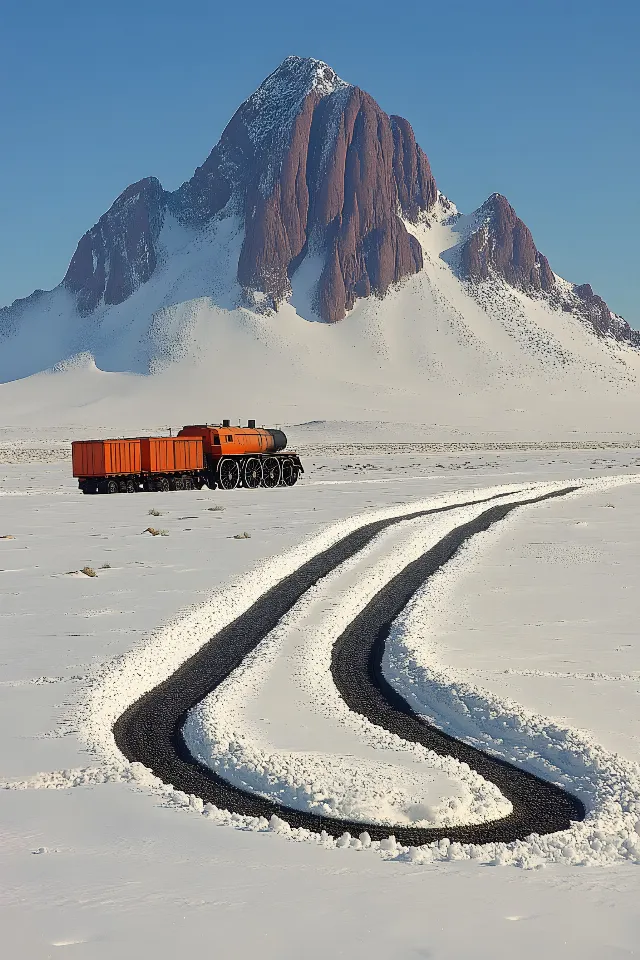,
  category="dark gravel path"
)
[114,486,585,844]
